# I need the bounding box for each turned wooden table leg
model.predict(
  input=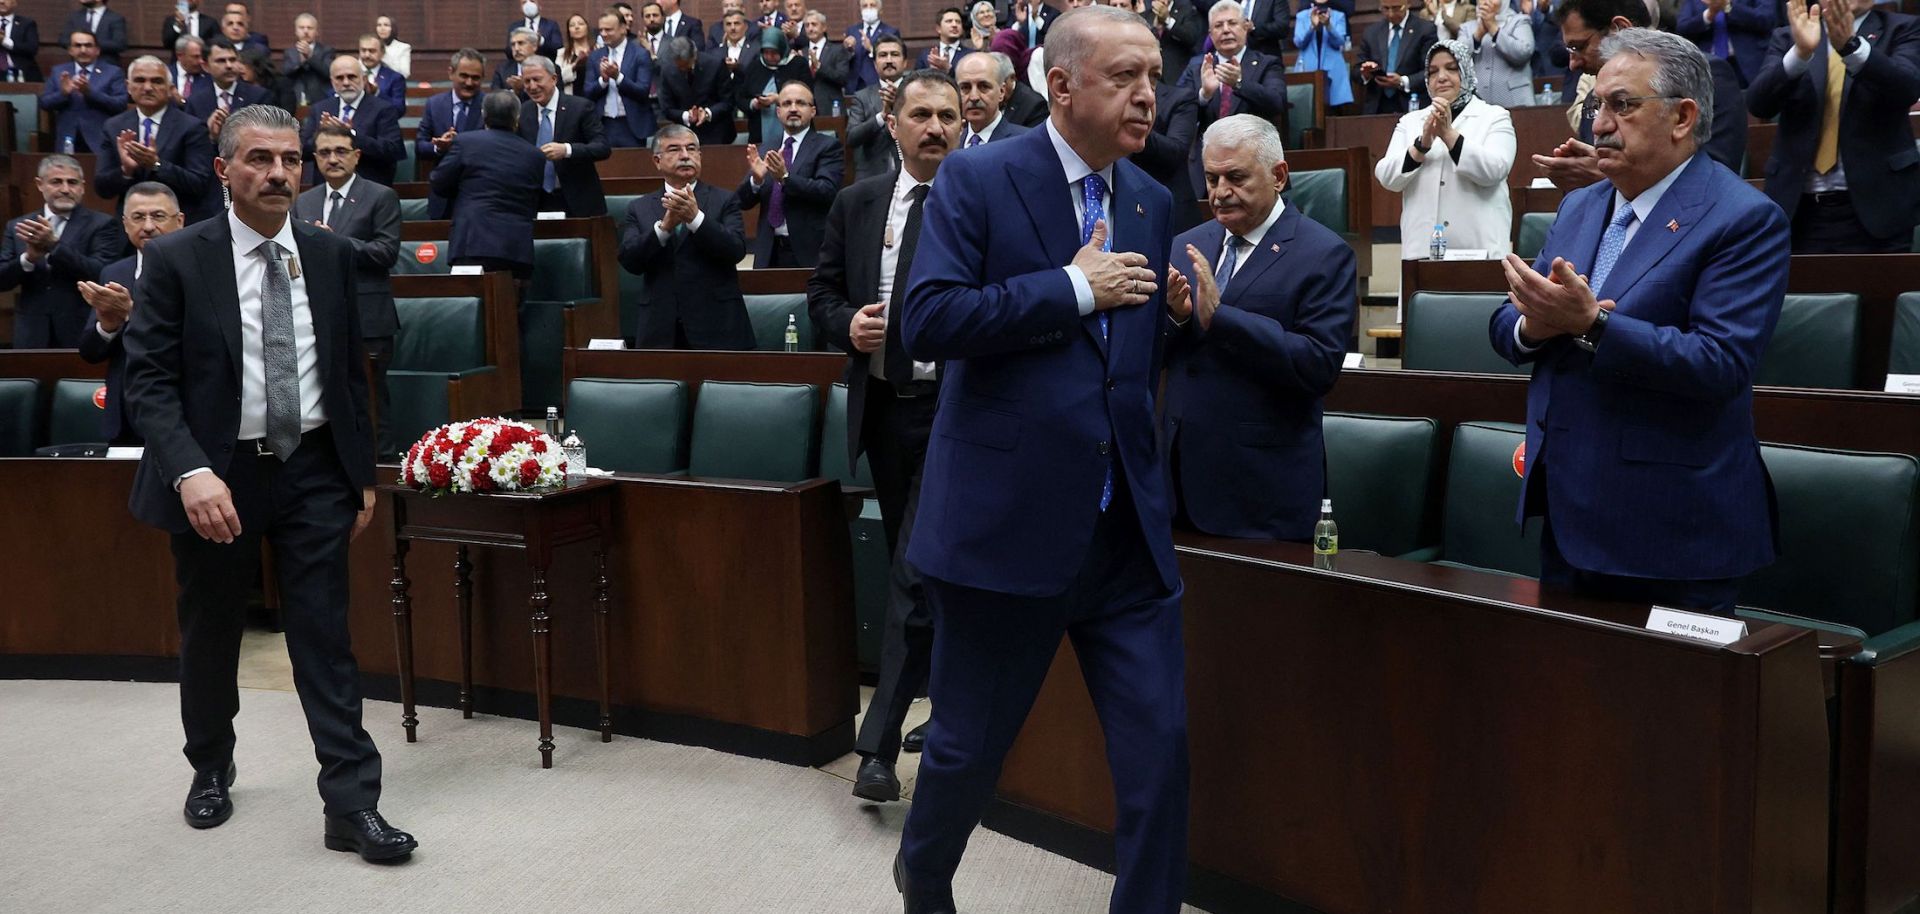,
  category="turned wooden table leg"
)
[529,561,555,768]
[454,545,474,719]
[390,539,418,742]
[595,546,612,742]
